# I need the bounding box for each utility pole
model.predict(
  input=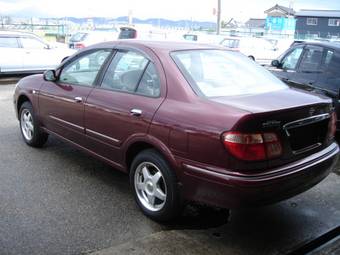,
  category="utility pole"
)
[217,0,221,35]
